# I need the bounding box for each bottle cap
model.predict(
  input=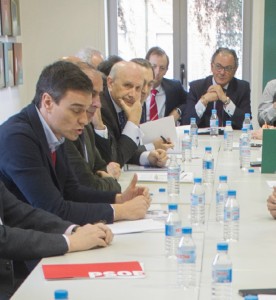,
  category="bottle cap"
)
[248,169,254,173]
[217,242,228,251]
[54,290,68,299]
[190,117,196,123]
[245,113,250,118]
[182,227,192,234]
[194,177,202,183]
[168,203,178,211]
[219,175,227,181]
[159,188,166,193]
[184,129,189,134]
[242,128,248,132]
[205,146,212,151]
[212,109,217,114]
[228,190,236,196]
[226,120,232,126]
[244,295,258,300]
